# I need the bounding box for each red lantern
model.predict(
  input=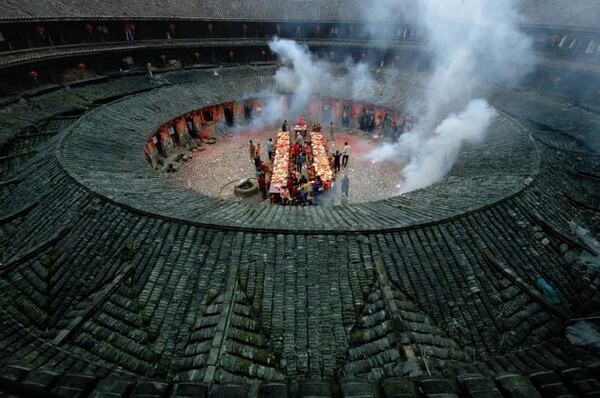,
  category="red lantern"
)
[360,53,366,59]
[194,51,200,58]
[35,25,45,35]
[29,70,39,78]
[553,76,563,85]
[85,24,94,33]
[78,63,86,70]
